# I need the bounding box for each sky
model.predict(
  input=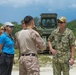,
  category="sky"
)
[0,0,76,24]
